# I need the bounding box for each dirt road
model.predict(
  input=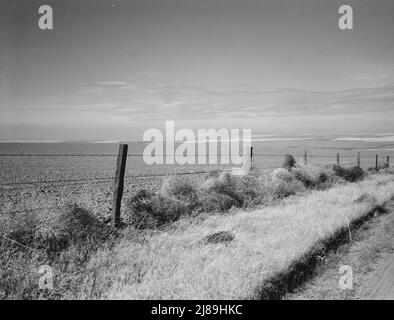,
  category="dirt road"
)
[285,200,394,300]
[359,252,394,300]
